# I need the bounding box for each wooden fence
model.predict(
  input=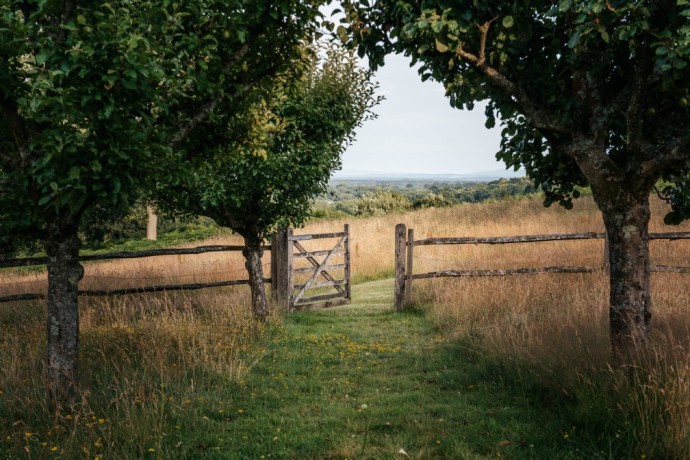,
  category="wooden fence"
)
[394,223,690,311]
[272,224,351,311]
[0,244,271,303]
[0,225,353,311]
